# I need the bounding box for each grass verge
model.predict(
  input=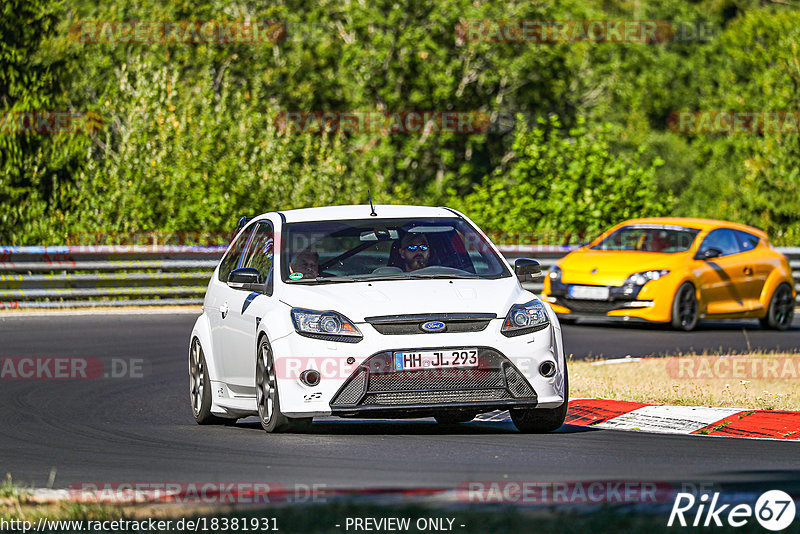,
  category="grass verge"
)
[569,351,800,410]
